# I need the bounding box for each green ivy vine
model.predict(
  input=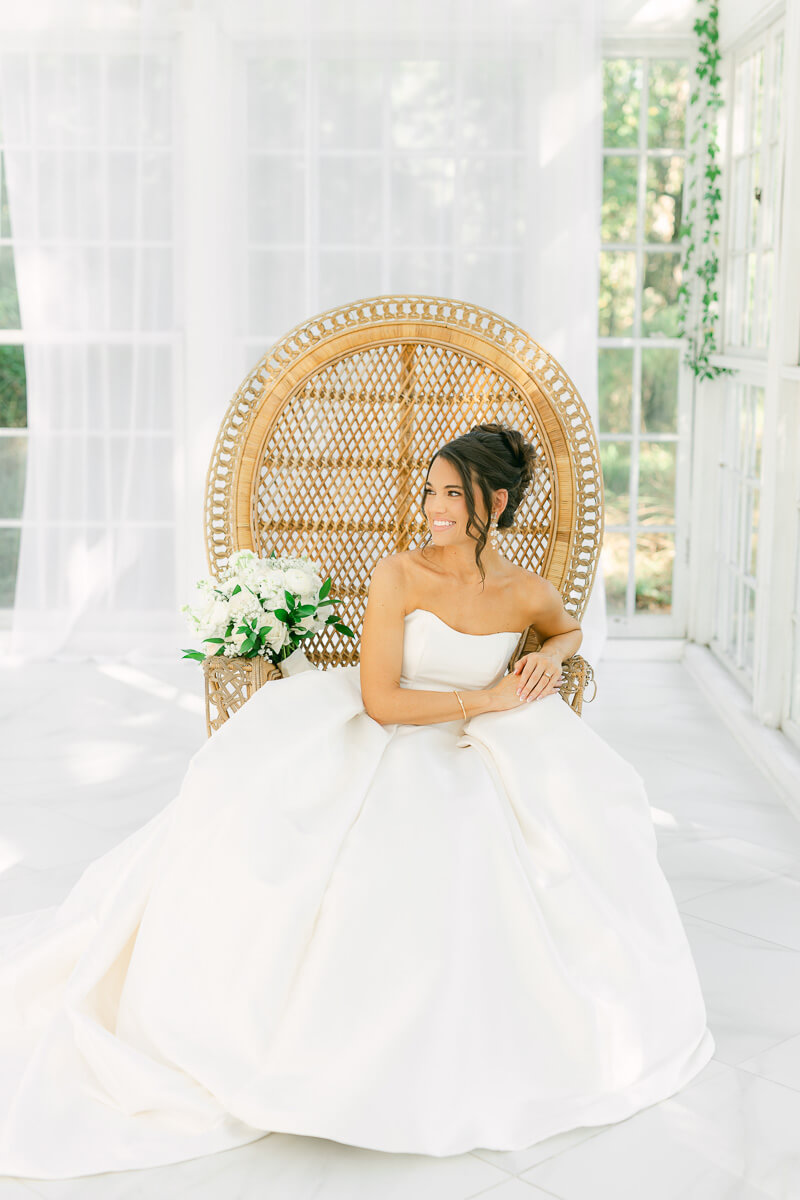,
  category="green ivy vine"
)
[677,0,734,381]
